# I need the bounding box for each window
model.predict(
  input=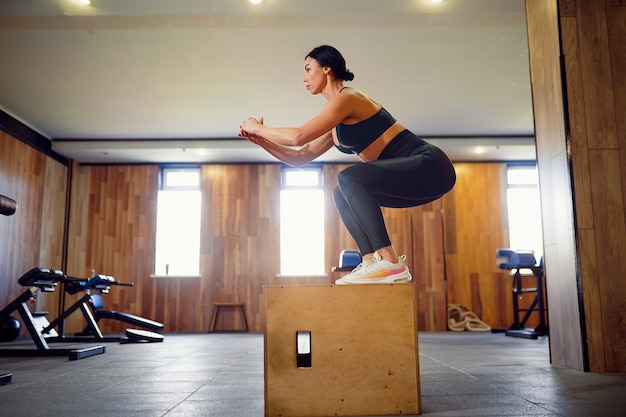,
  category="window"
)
[153,167,202,277]
[506,164,544,262]
[279,167,325,276]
